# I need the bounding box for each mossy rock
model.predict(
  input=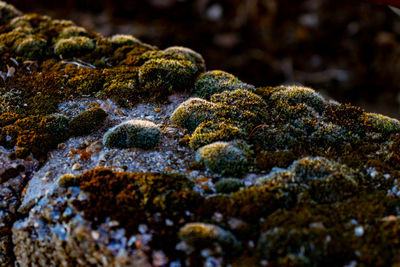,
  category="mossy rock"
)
[103,119,161,149]
[69,107,108,136]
